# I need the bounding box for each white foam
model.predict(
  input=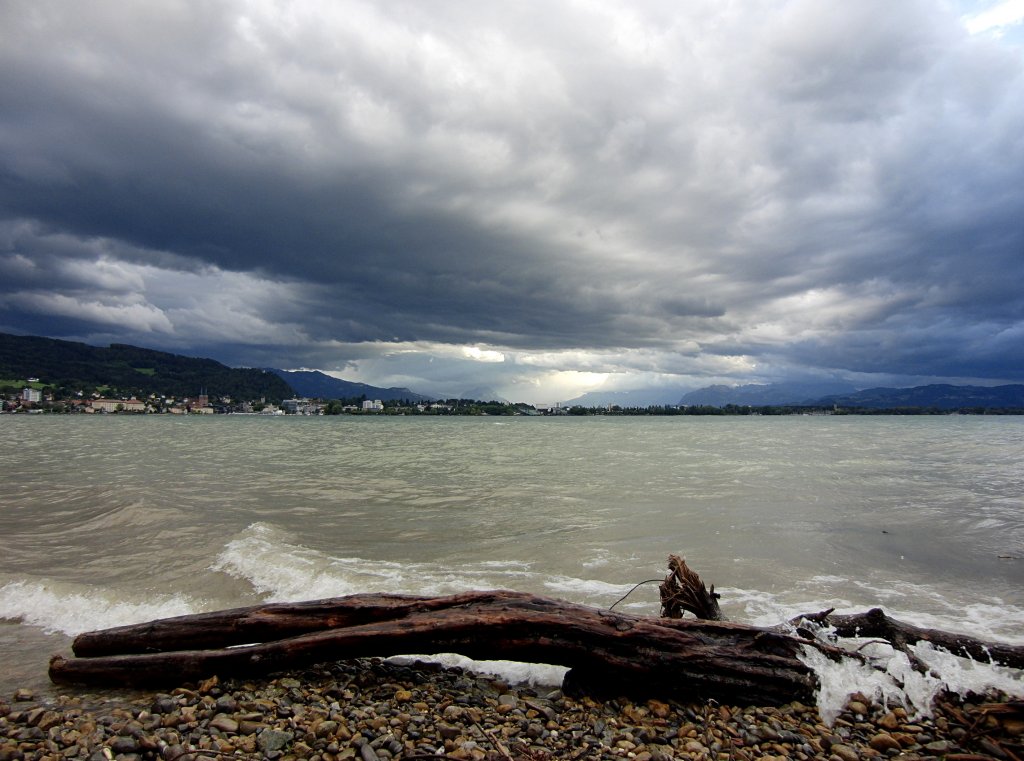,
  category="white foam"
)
[581,551,612,569]
[807,575,849,585]
[386,654,568,688]
[716,584,1024,723]
[889,602,1024,646]
[798,625,1024,725]
[541,575,632,598]
[721,585,855,628]
[798,643,938,725]
[0,580,198,636]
